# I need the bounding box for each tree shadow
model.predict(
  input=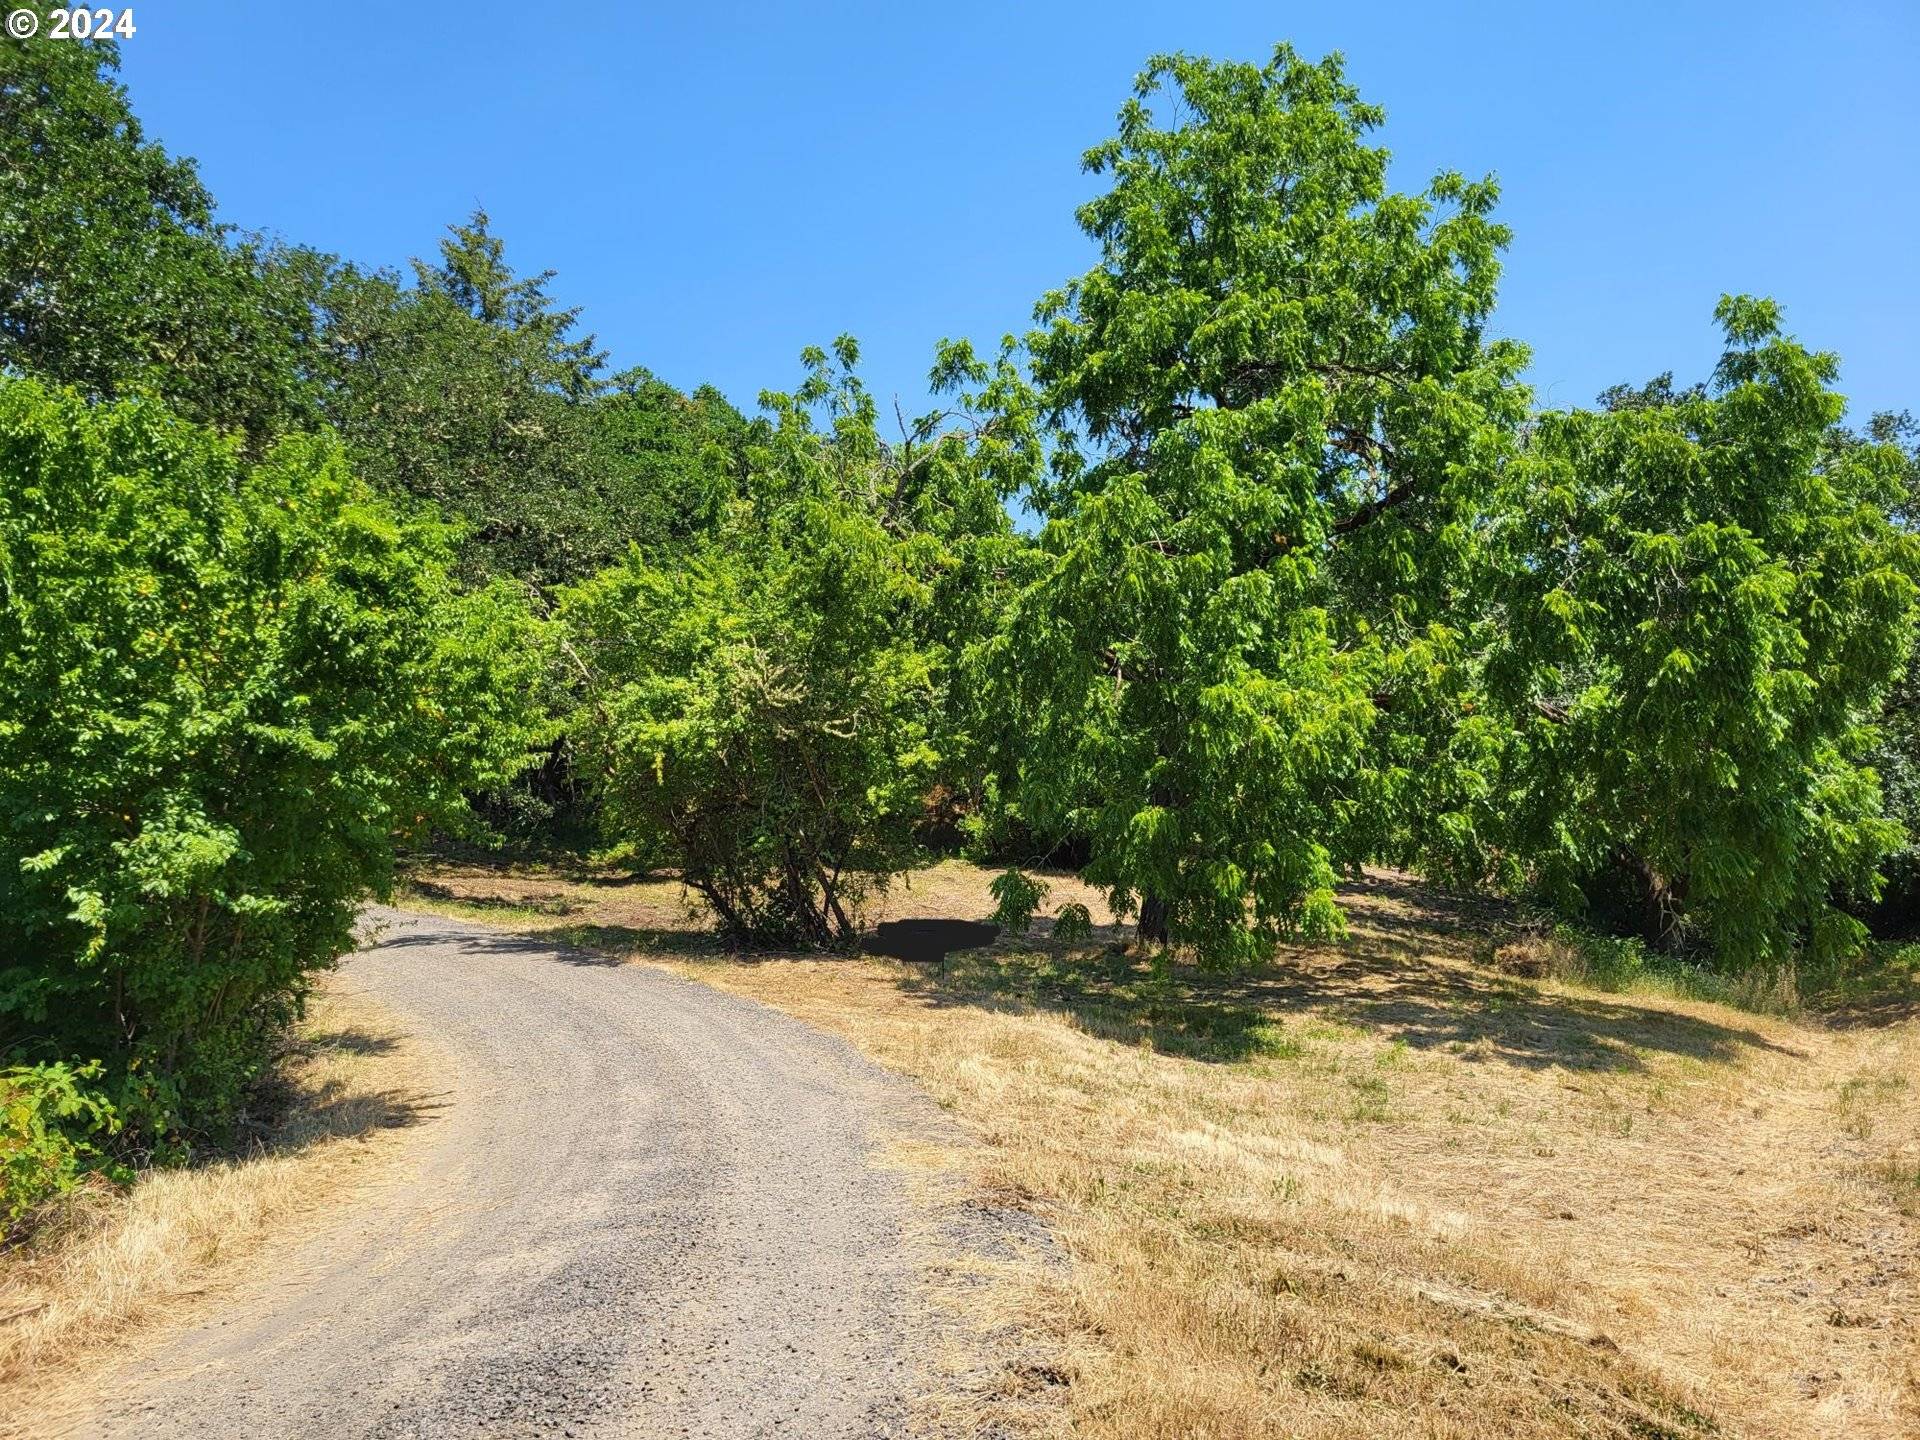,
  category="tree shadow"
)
[403,878,587,918]
[237,1027,448,1157]
[365,924,629,968]
[1798,941,1920,1030]
[547,921,720,959]
[900,916,1804,1075]
[269,1075,450,1152]
[365,910,730,966]
[298,1027,401,1057]
[384,864,1814,1076]
[1819,990,1920,1030]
